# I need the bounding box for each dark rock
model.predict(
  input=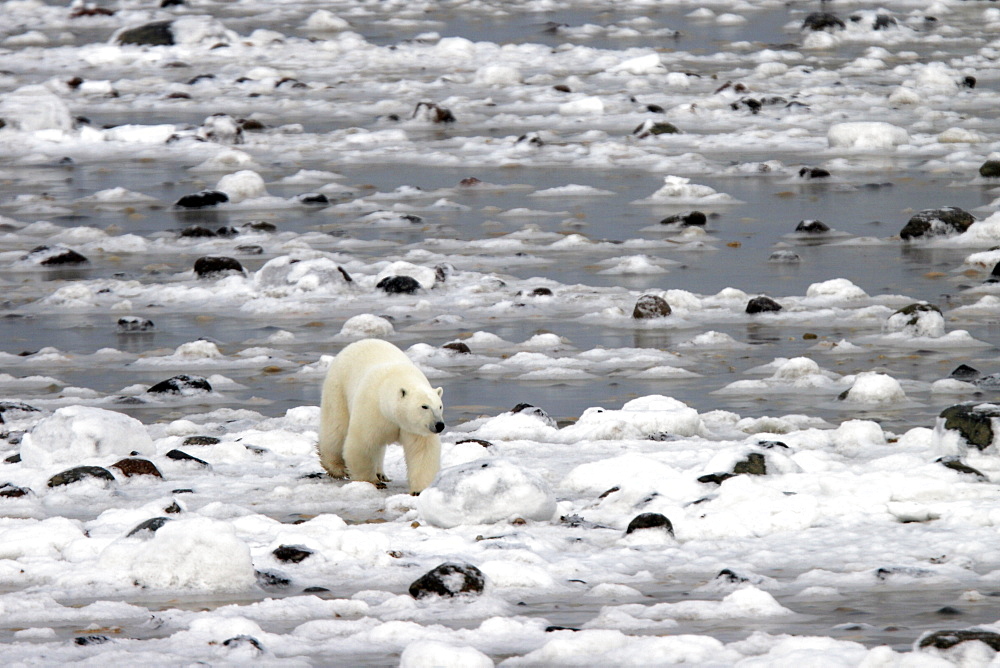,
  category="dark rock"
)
[980,160,1000,178]
[74,635,111,646]
[698,472,736,485]
[456,438,494,448]
[117,21,174,46]
[733,453,767,475]
[126,516,171,537]
[175,190,229,208]
[376,275,421,294]
[194,255,244,278]
[183,435,220,446]
[297,193,329,206]
[939,403,1000,451]
[802,12,845,31]
[795,220,830,234]
[731,98,762,114]
[303,586,329,593]
[510,403,557,428]
[24,245,89,266]
[413,101,455,123]
[409,562,486,599]
[238,118,266,132]
[894,302,942,320]
[962,76,977,89]
[164,501,182,514]
[165,449,210,467]
[243,220,276,233]
[223,635,264,654]
[632,294,671,319]
[553,84,572,93]
[716,568,751,584]
[47,466,115,488]
[5,454,22,464]
[625,512,674,536]
[528,287,553,297]
[919,629,1000,651]
[938,606,964,616]
[112,458,162,478]
[273,544,313,563]
[799,167,831,179]
[179,225,217,238]
[659,211,706,227]
[546,626,581,632]
[900,207,976,240]
[236,245,264,255]
[256,570,291,589]
[0,483,29,498]
[442,342,472,355]
[746,296,783,314]
[633,120,680,138]
[116,316,154,333]
[0,402,40,420]
[646,104,665,113]
[872,14,897,30]
[517,132,544,146]
[990,262,1000,282]
[950,365,981,382]
[147,374,212,395]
